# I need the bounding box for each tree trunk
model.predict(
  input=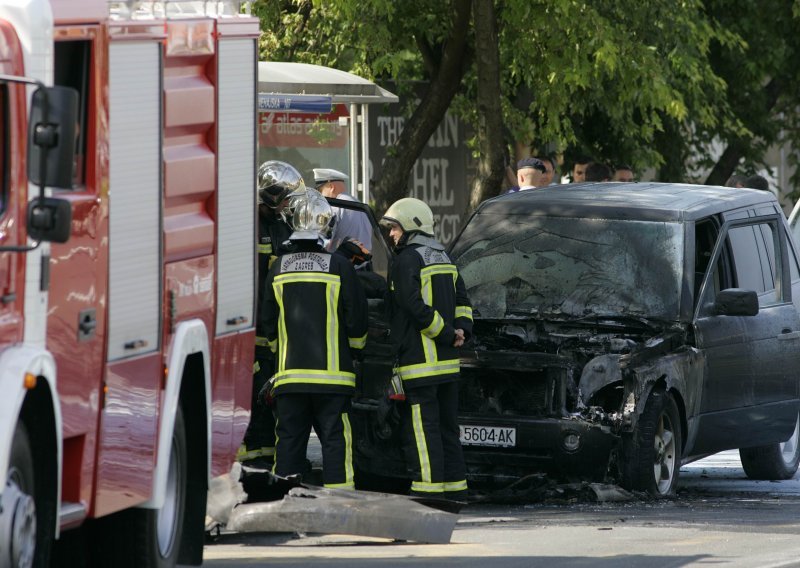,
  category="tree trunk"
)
[704,142,746,186]
[704,78,782,186]
[371,0,472,216]
[469,0,505,210]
